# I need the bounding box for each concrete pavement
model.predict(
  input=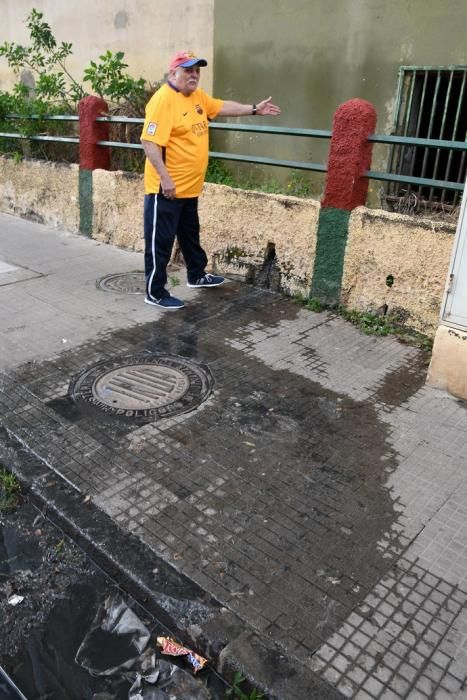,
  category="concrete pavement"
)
[1,211,467,699]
